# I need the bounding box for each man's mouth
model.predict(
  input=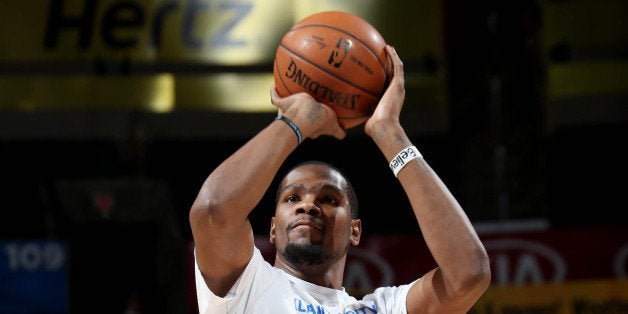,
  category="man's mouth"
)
[290,219,324,231]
